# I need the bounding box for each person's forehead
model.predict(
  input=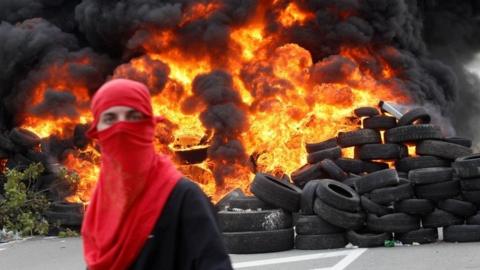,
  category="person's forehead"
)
[100,106,138,115]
